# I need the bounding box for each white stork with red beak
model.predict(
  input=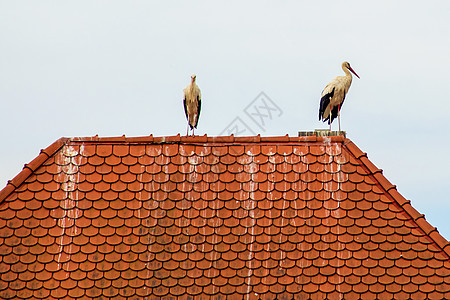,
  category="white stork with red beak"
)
[183,74,202,136]
[319,61,360,131]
